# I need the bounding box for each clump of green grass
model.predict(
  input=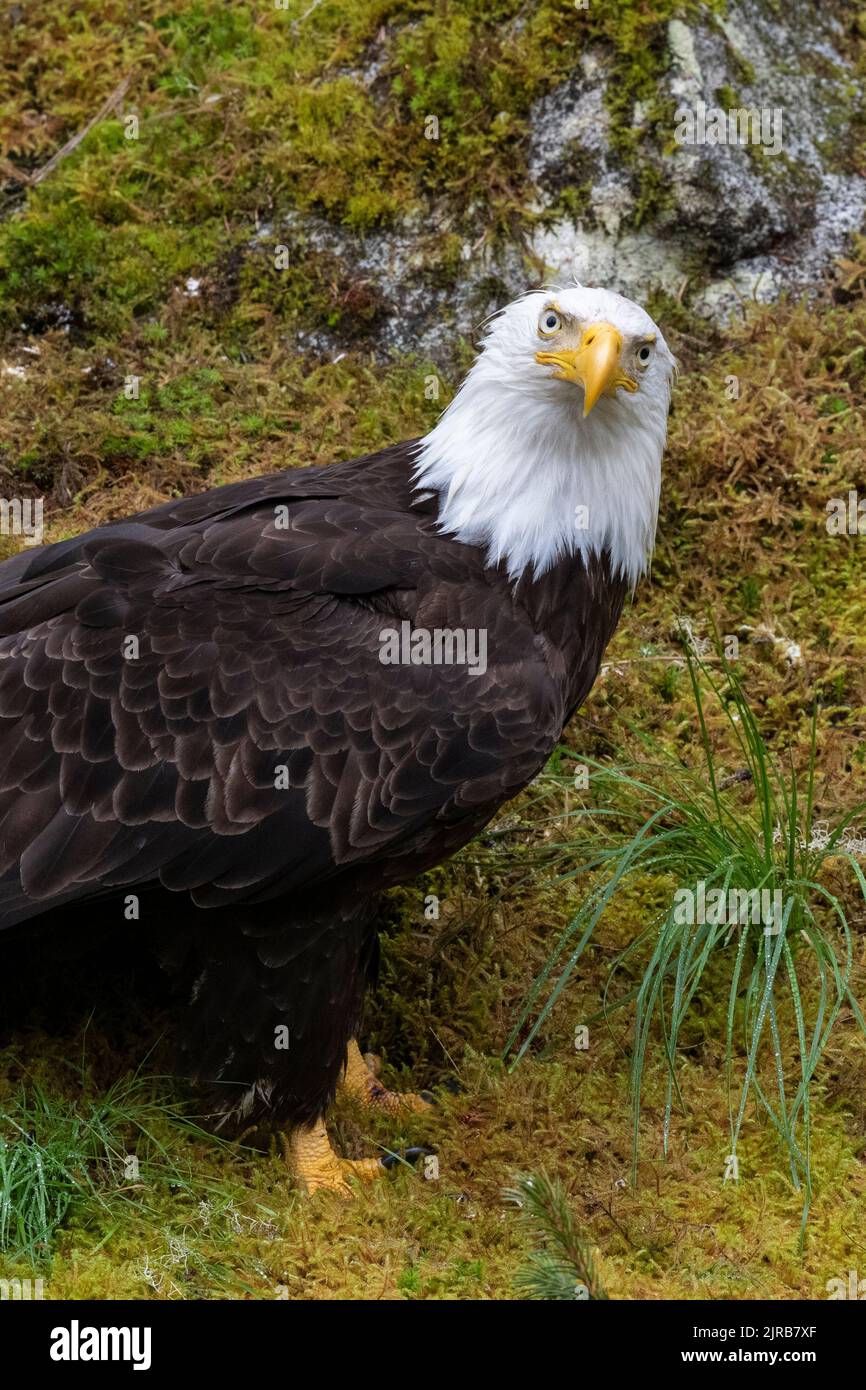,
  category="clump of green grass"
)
[507,639,866,1241]
[505,1172,608,1300]
[0,1072,203,1262]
